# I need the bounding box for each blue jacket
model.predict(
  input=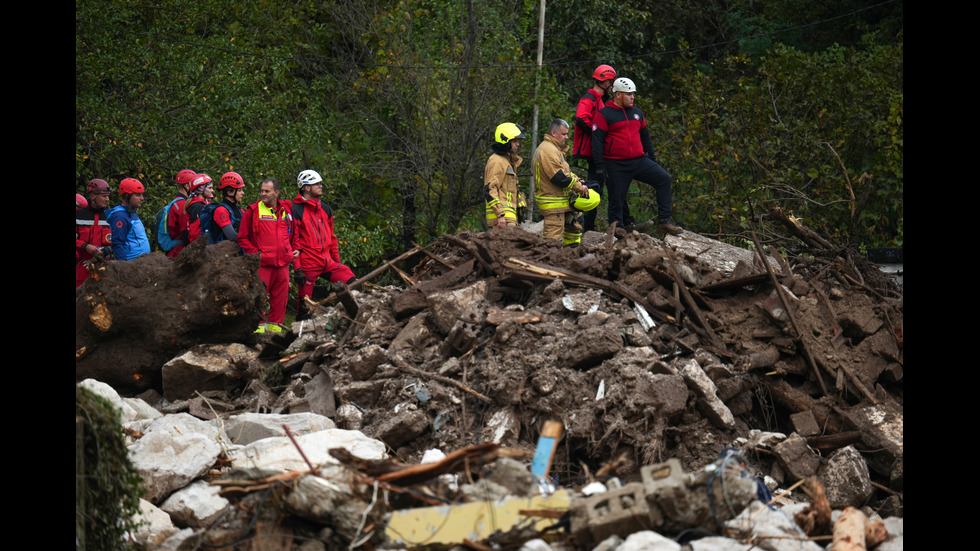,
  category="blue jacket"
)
[108,205,151,261]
